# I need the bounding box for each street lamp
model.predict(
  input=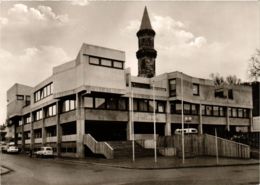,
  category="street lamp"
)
[152,80,157,163]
